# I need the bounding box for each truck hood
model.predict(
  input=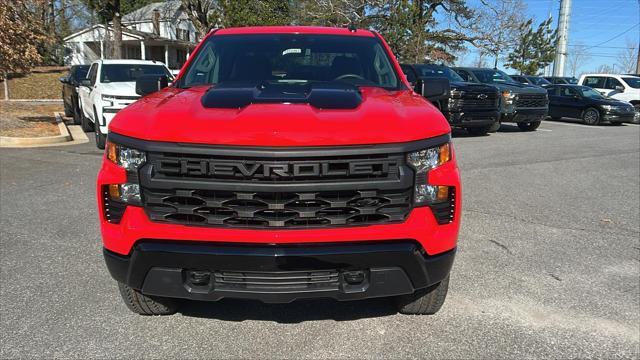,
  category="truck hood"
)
[108,86,451,147]
[100,82,137,97]
[450,81,498,93]
[488,82,547,94]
